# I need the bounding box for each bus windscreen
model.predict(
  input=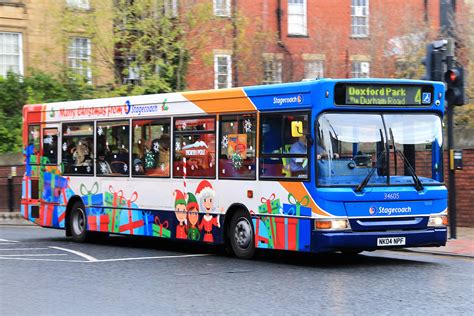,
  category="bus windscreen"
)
[334,83,434,106]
